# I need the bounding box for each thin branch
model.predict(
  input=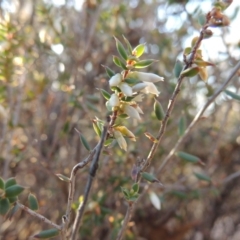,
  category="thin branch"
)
[116,202,134,240]
[115,13,240,240]
[71,123,108,240]
[17,202,61,230]
[62,149,96,232]
[157,59,240,174]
